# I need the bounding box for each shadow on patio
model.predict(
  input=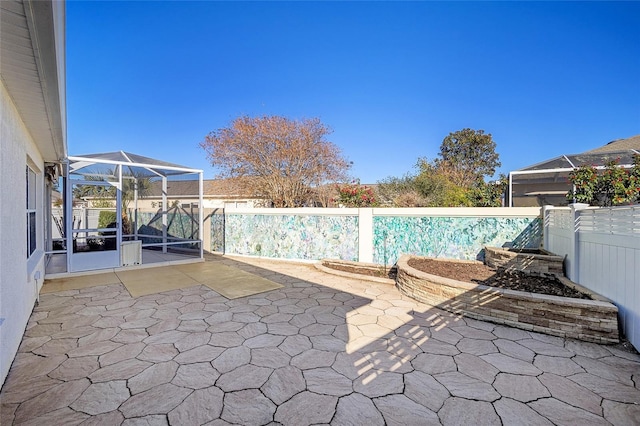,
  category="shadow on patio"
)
[1,254,639,425]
